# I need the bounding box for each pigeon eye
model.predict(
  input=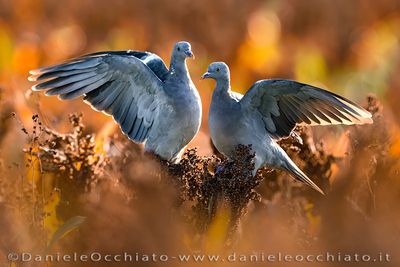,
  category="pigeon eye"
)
[216,68,220,72]
[177,47,181,51]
